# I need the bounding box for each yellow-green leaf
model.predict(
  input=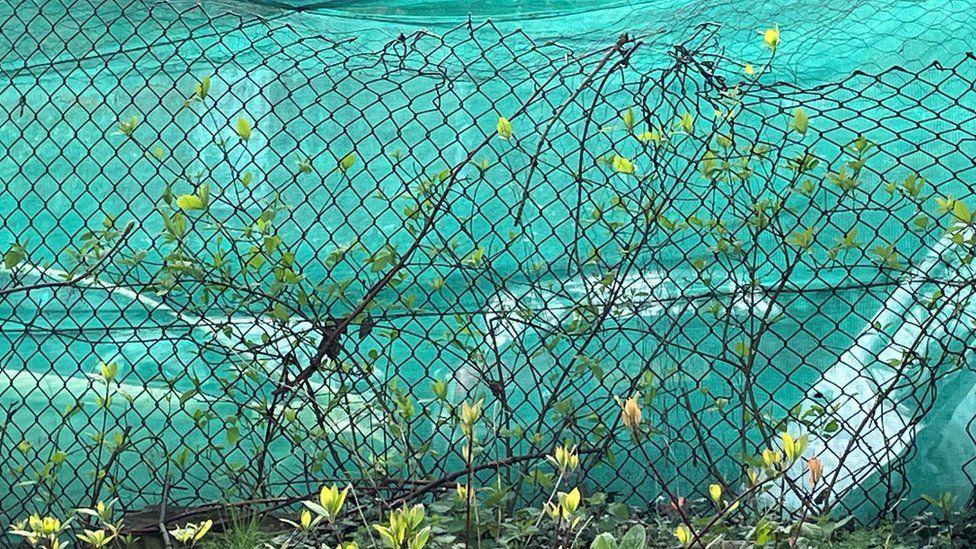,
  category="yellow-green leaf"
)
[235,117,252,142]
[951,200,971,224]
[764,27,780,51]
[117,115,139,137]
[792,108,809,135]
[788,226,814,250]
[870,244,901,269]
[612,155,635,174]
[935,195,955,214]
[3,243,25,270]
[637,130,661,143]
[463,247,485,266]
[99,361,117,382]
[496,116,513,140]
[226,426,239,445]
[621,107,635,132]
[733,340,750,358]
[339,153,356,172]
[272,303,289,322]
[195,75,211,100]
[176,194,205,212]
[839,228,859,249]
